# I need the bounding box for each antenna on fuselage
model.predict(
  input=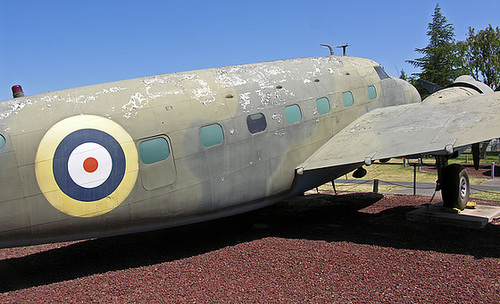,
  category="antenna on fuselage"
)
[336,44,349,56]
[320,44,334,56]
